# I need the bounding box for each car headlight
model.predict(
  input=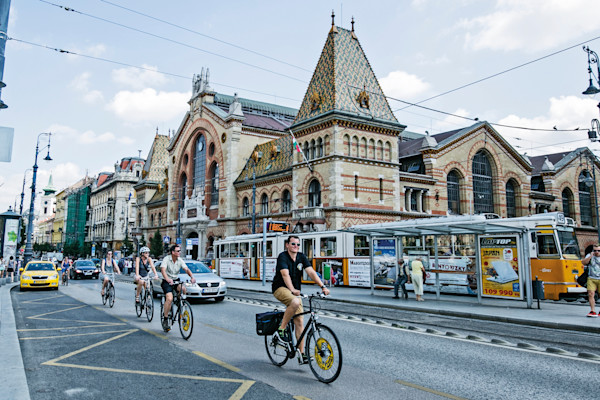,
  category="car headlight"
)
[219,281,227,287]
[184,282,193,287]
[76,269,82,273]
[95,269,99,273]
[51,274,58,279]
